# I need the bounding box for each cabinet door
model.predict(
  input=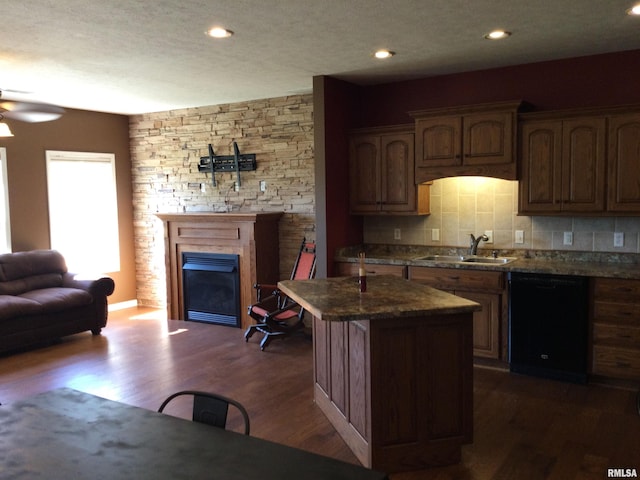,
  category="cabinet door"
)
[349,134,381,213]
[455,290,500,359]
[561,117,606,212]
[519,120,562,213]
[380,133,415,212]
[591,277,640,380]
[415,116,461,168]
[463,112,513,166]
[607,113,640,212]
